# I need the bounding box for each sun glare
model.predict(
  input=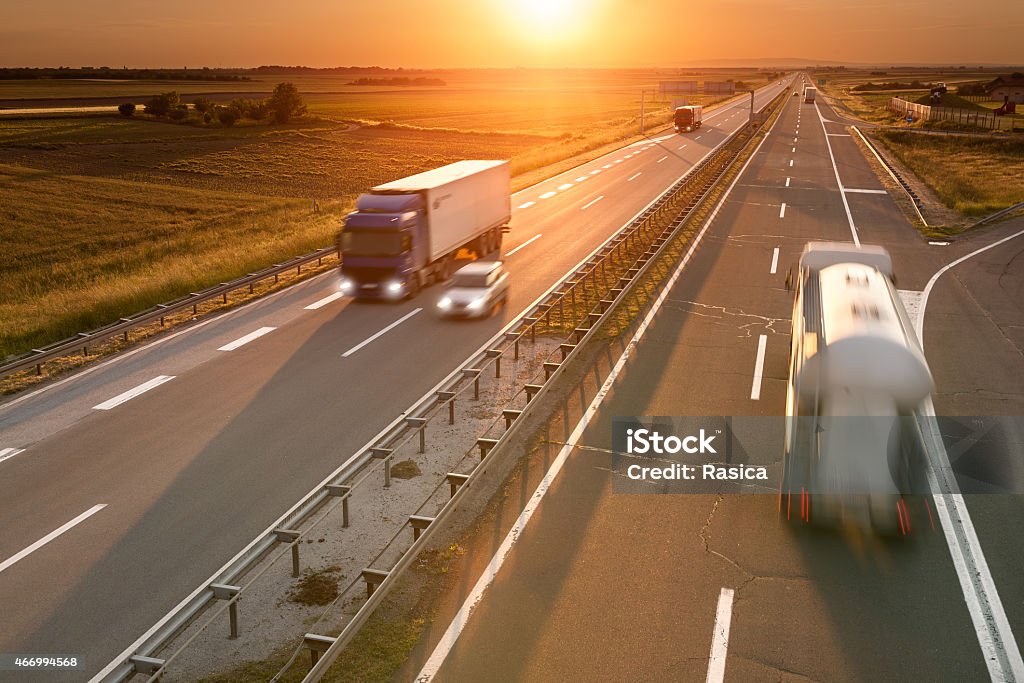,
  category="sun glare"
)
[521,0,578,24]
